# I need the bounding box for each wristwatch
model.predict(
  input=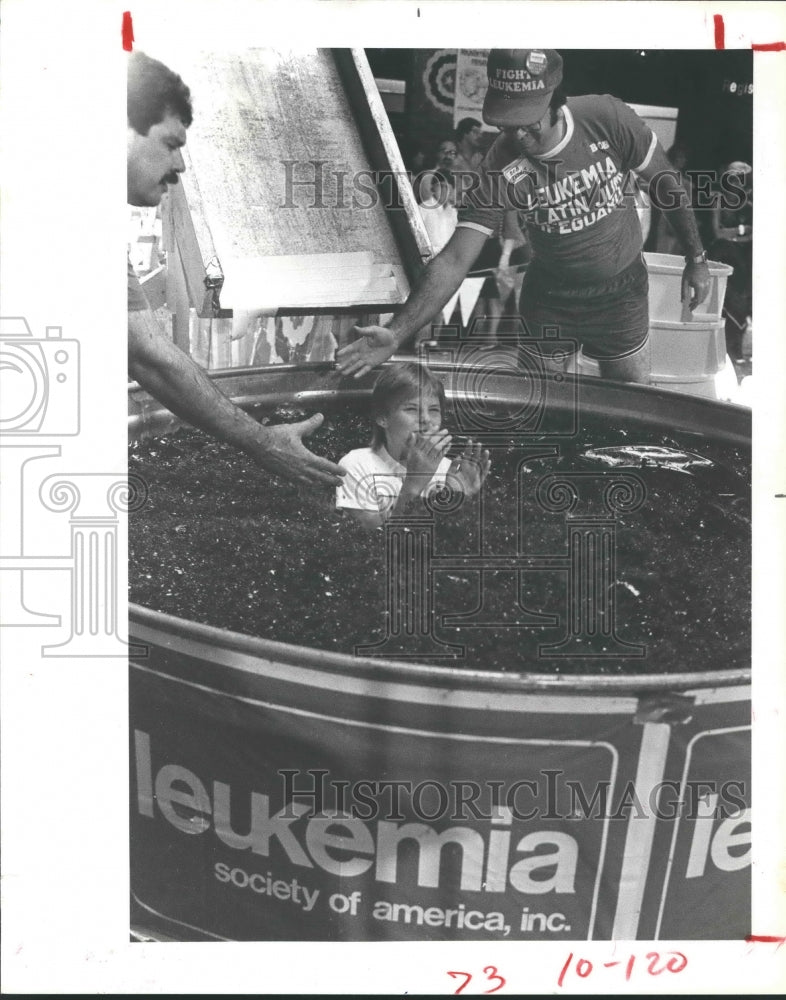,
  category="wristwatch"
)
[685,250,708,264]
